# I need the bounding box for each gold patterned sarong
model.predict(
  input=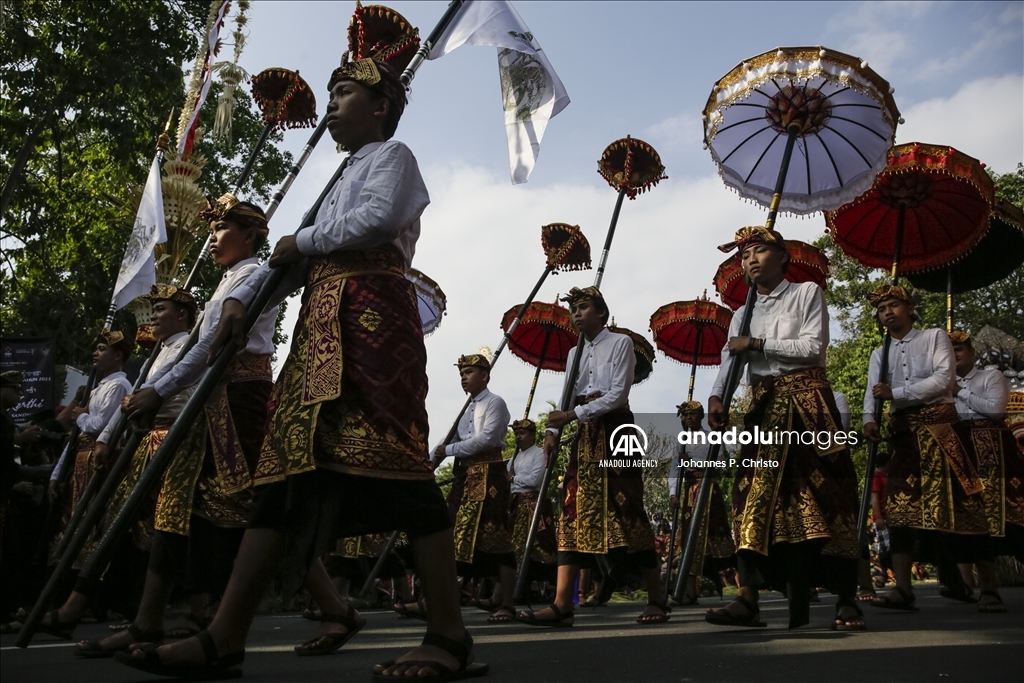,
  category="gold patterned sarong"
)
[732,367,859,558]
[885,403,987,534]
[558,406,656,555]
[963,418,1013,537]
[675,470,735,576]
[49,433,98,564]
[154,353,271,535]
[511,490,557,566]
[448,447,513,564]
[254,245,431,484]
